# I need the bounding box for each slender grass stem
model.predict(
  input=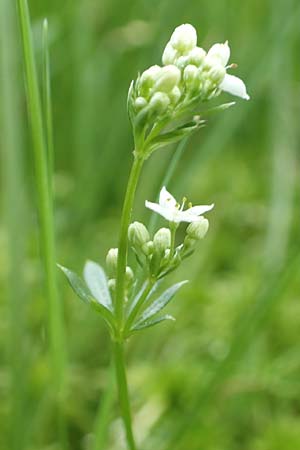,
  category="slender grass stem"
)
[42,19,54,181]
[115,155,144,329]
[1,1,27,448]
[16,0,67,446]
[113,342,137,450]
[92,362,115,450]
